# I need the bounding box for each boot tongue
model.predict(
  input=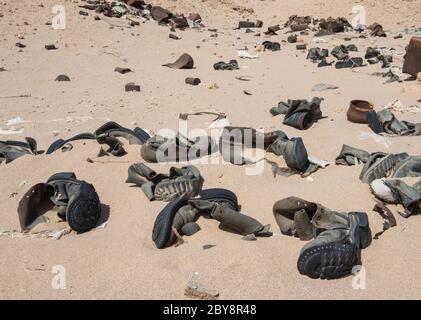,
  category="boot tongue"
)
[311,205,349,230]
[294,209,314,241]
